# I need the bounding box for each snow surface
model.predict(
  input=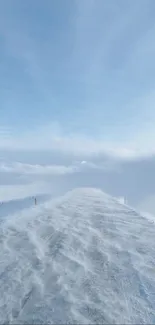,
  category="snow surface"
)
[0,188,155,324]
